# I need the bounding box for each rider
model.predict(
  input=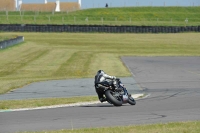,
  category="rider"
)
[94,70,119,102]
